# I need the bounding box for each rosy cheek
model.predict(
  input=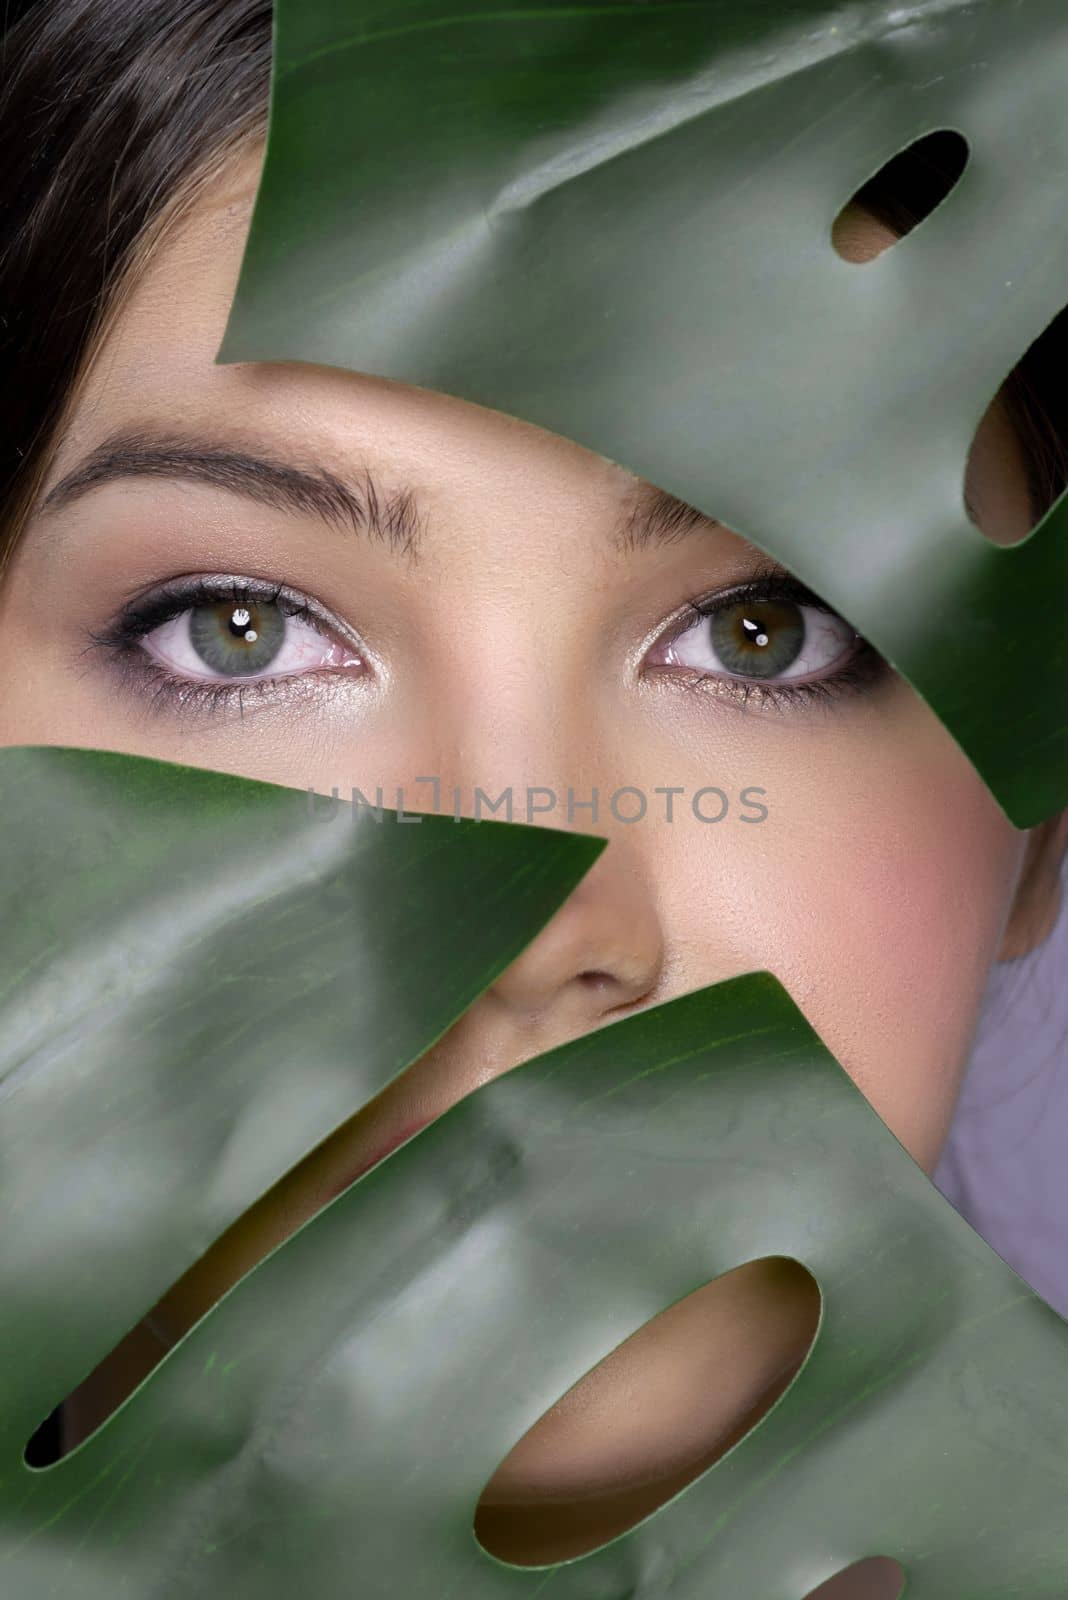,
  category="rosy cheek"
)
[784,778,1020,1168]
[667,698,1027,1174]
